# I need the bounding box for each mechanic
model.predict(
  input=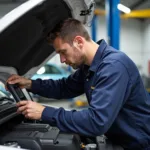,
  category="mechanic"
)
[6,18,150,150]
